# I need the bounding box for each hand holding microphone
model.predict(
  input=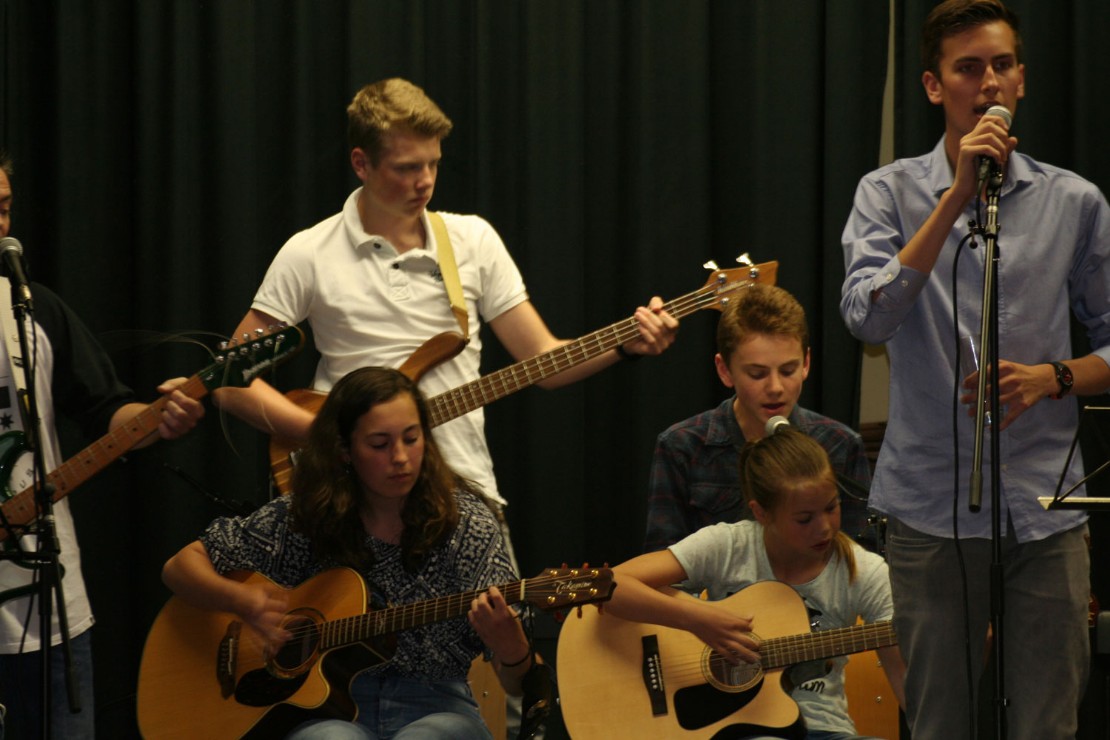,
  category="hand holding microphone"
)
[975,104,1014,188]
